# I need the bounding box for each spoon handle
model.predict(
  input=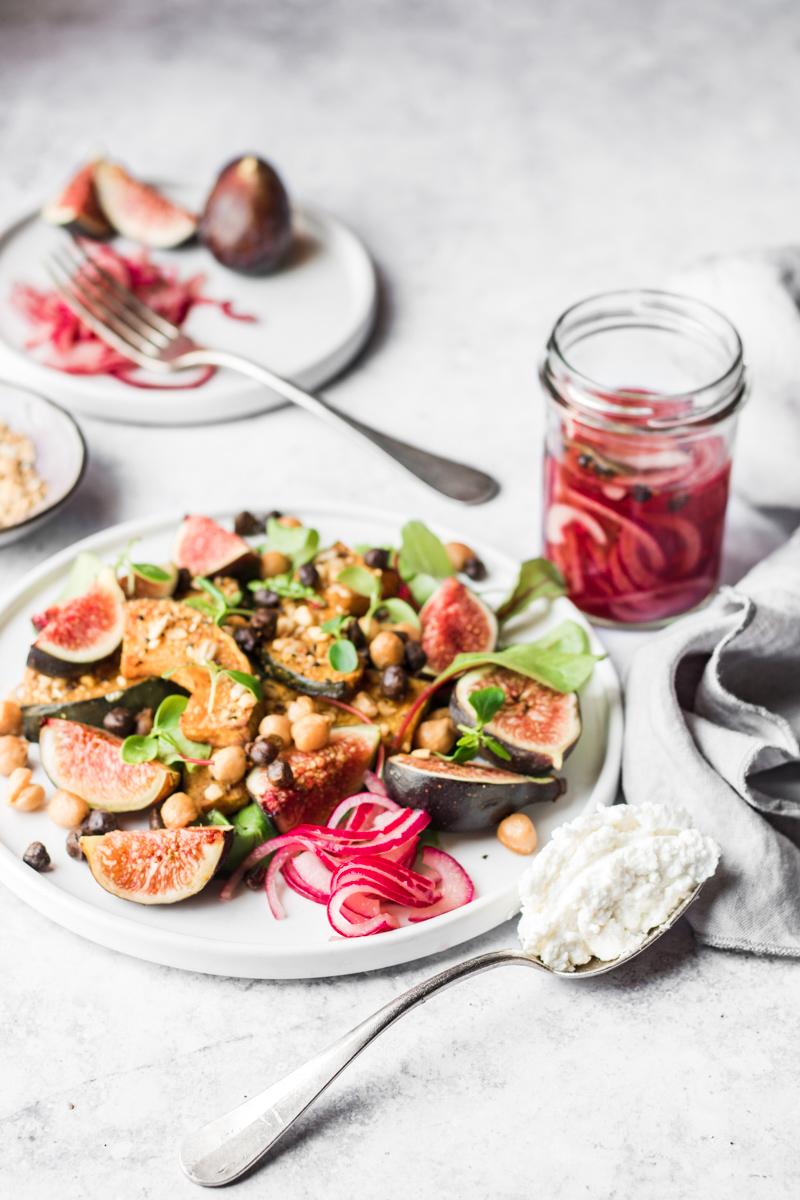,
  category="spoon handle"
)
[180,950,532,1187]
